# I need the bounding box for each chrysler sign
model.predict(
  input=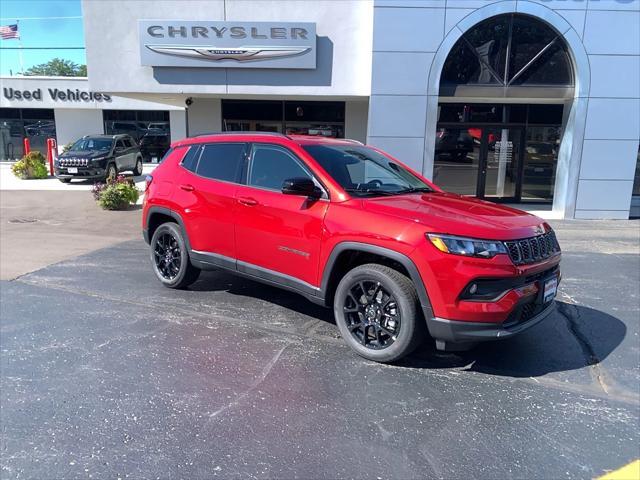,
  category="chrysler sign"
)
[139,21,316,69]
